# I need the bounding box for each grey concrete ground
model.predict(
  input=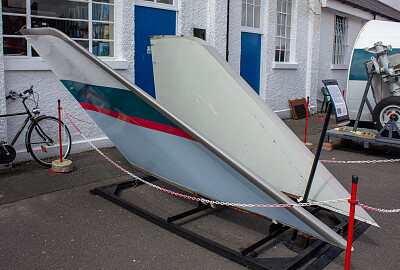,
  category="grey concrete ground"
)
[0,114,399,269]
